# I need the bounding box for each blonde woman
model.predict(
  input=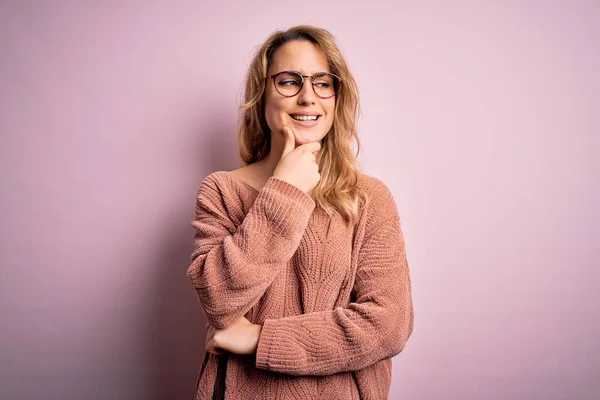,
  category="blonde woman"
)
[187,25,414,399]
